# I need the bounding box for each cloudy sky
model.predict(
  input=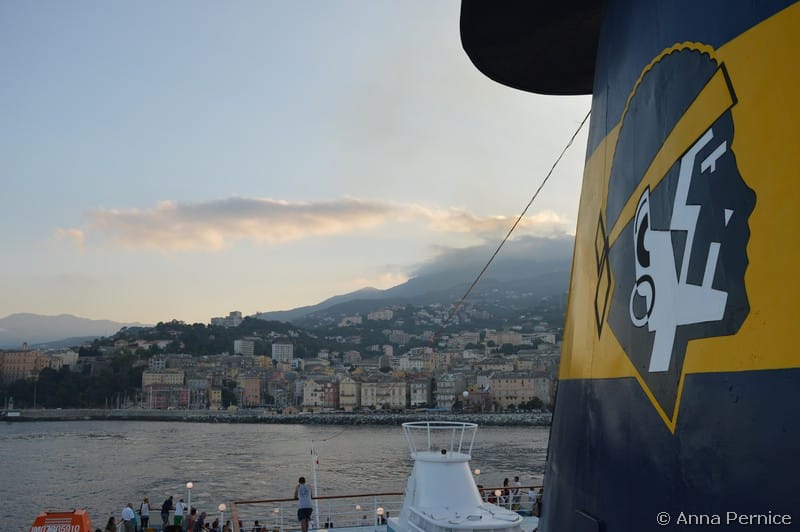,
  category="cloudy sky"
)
[0,1,590,325]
